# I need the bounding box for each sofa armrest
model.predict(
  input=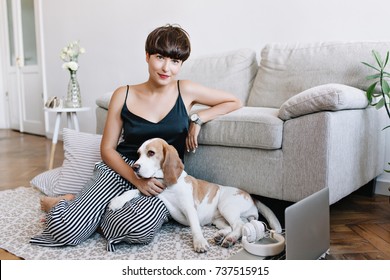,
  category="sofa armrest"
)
[282,108,385,203]
[96,92,113,109]
[278,84,368,120]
